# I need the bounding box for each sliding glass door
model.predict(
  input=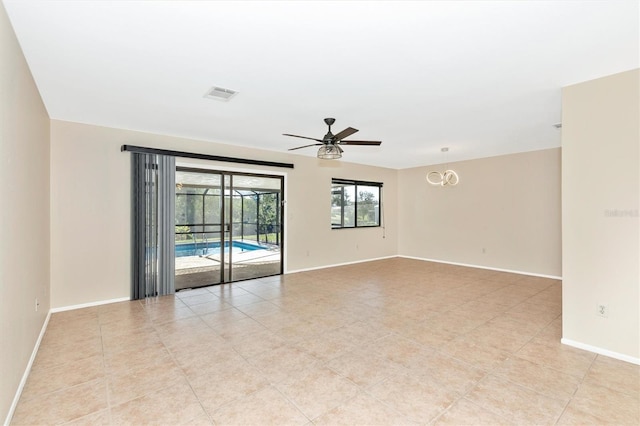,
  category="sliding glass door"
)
[174,168,283,290]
